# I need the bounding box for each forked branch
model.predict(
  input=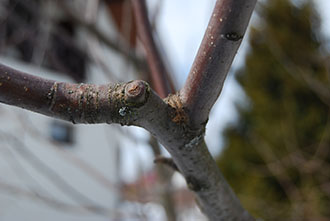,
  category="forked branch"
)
[0,0,258,220]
